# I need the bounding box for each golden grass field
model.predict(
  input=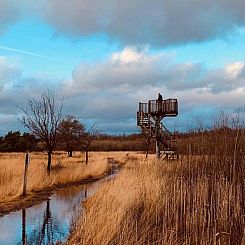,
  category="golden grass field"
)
[0,151,129,204]
[68,153,245,245]
[0,145,244,244]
